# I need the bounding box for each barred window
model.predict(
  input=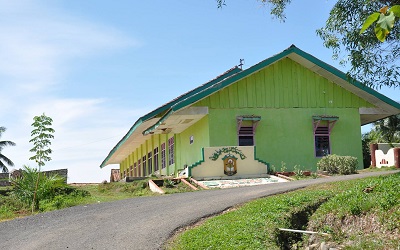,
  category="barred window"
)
[154,147,159,171]
[315,126,330,157]
[238,126,254,146]
[148,152,152,174]
[168,137,174,165]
